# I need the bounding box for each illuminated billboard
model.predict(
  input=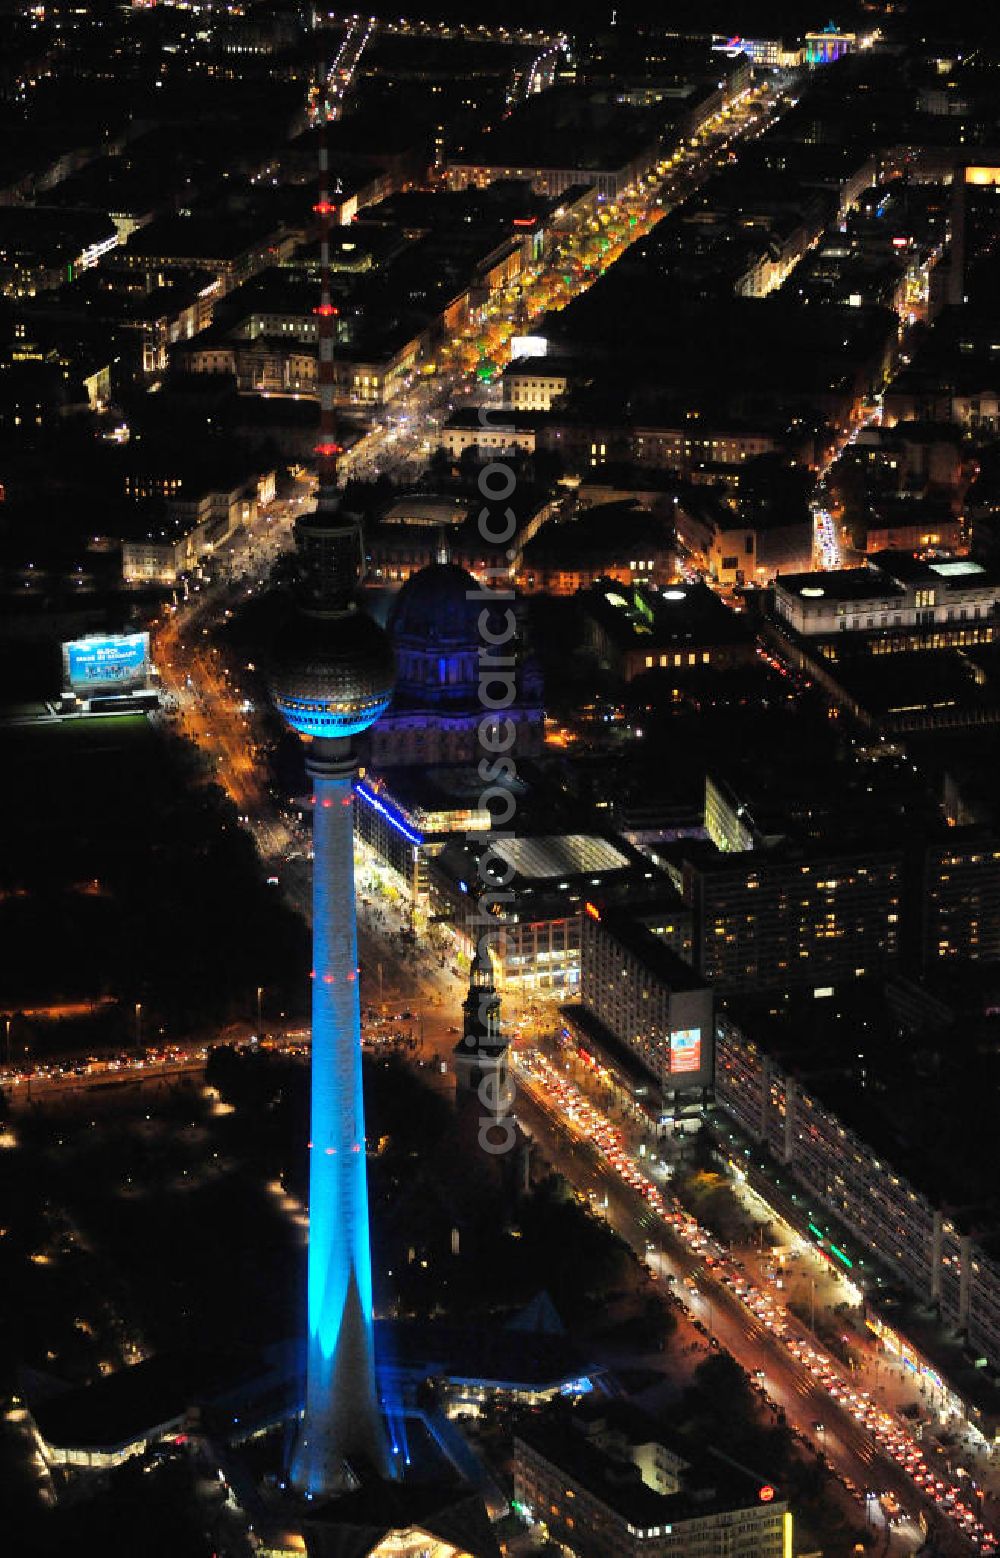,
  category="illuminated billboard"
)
[510,335,548,360]
[670,1028,702,1074]
[62,632,150,694]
